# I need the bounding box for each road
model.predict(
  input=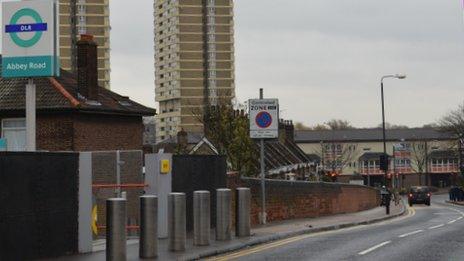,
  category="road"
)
[211,194,464,261]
